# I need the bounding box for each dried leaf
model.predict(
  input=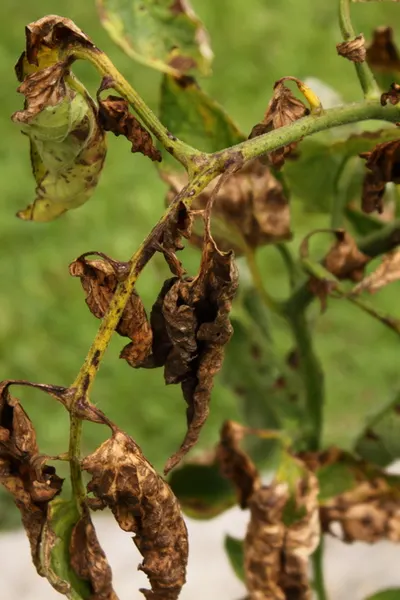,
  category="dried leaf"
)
[81,430,188,600]
[366,26,400,74]
[12,17,106,222]
[216,420,260,509]
[360,139,400,214]
[249,78,309,169]
[336,34,366,63]
[353,249,400,293]
[98,94,161,162]
[69,253,153,367]
[323,230,370,282]
[165,160,291,253]
[381,82,400,106]
[0,381,63,568]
